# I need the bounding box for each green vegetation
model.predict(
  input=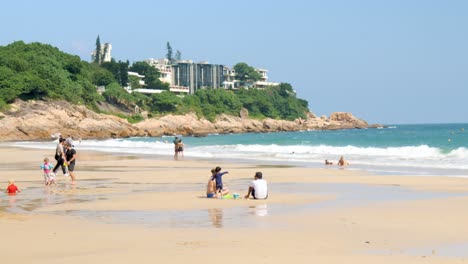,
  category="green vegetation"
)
[0,41,103,109]
[129,61,169,90]
[0,41,309,121]
[233,62,262,83]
